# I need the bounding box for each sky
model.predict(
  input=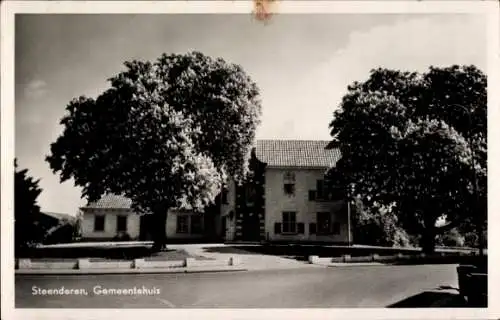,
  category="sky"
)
[15,13,487,215]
